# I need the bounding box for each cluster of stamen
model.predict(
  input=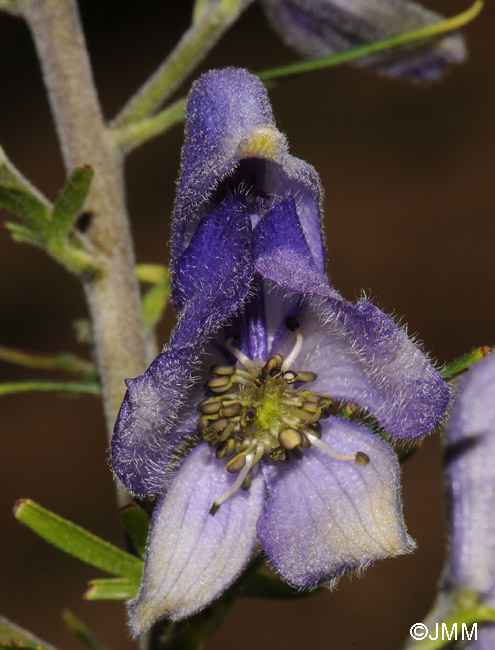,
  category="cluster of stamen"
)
[198,323,369,515]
